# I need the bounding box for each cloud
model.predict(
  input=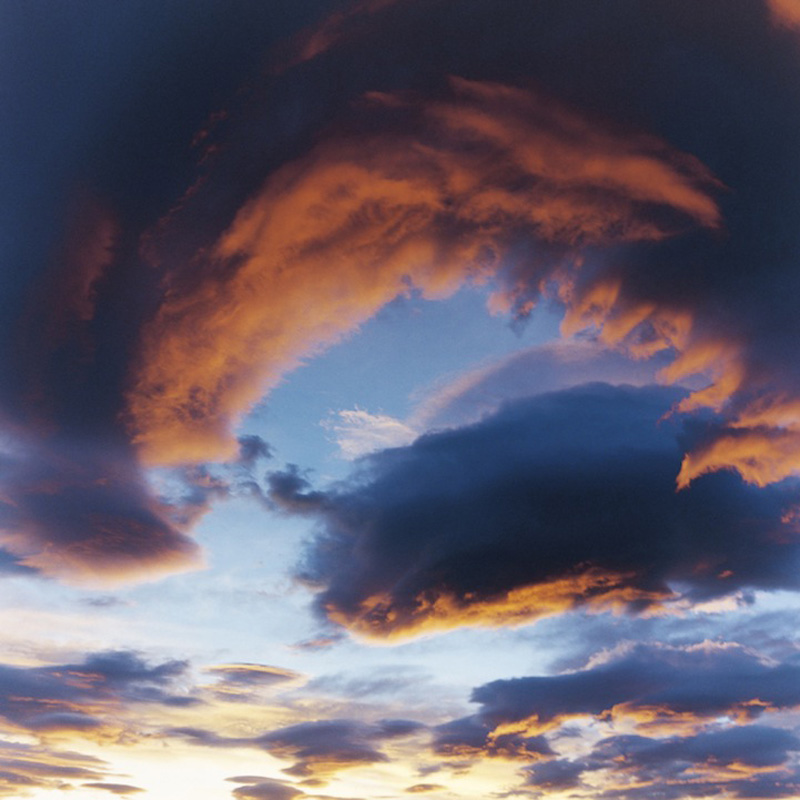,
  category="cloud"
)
[82,784,145,796]
[404,784,446,794]
[572,725,800,800]
[523,726,800,800]
[467,641,800,735]
[255,719,397,779]
[0,739,110,797]
[6,0,799,584]
[206,663,302,687]
[126,75,718,467]
[410,338,669,432]
[232,779,304,800]
[292,383,800,640]
[524,758,585,791]
[0,442,201,585]
[174,717,424,781]
[324,409,418,460]
[131,0,800,491]
[205,663,303,701]
[432,716,553,761]
[768,0,800,30]
[0,650,191,736]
